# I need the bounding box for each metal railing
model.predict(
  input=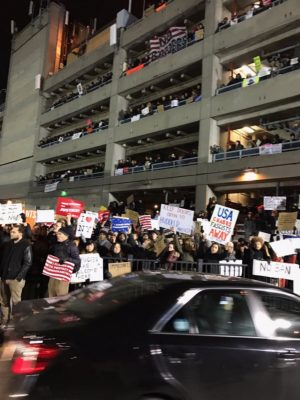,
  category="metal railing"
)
[102,257,247,277]
[114,156,198,176]
[119,96,201,125]
[216,60,300,95]
[217,0,287,32]
[36,171,104,186]
[123,34,203,77]
[38,124,109,149]
[44,78,112,113]
[212,140,300,162]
